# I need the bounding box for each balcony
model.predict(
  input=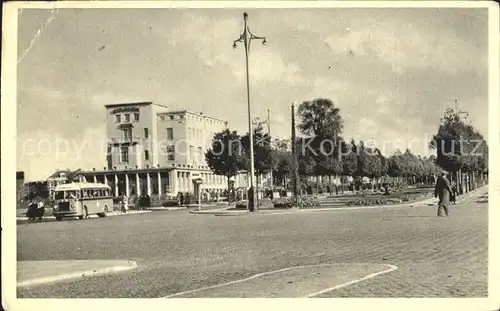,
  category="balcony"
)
[110,136,141,144]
